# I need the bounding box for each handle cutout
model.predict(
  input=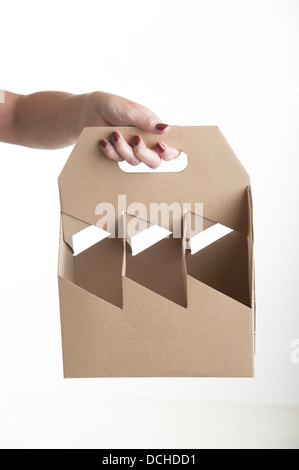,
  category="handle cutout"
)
[118,152,188,174]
